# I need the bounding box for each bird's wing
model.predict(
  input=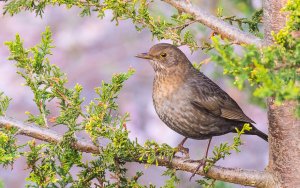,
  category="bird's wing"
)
[190,75,255,124]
